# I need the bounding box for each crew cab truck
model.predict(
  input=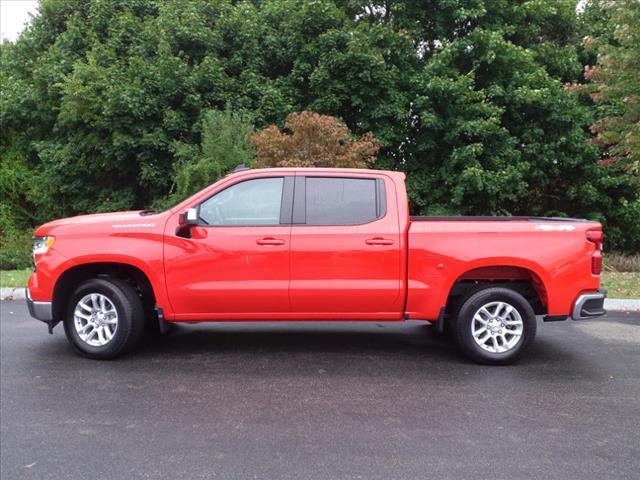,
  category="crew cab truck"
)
[27,167,606,364]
